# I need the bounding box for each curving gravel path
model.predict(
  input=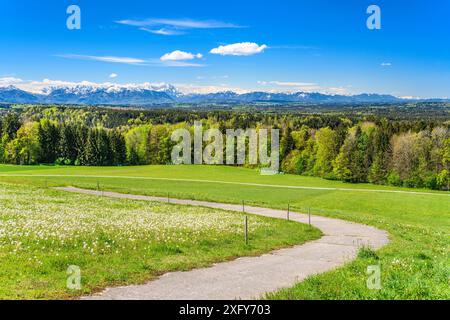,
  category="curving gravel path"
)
[56,186,390,300]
